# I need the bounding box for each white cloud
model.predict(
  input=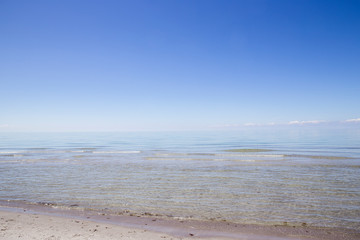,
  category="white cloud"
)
[212,118,360,129]
[0,124,9,128]
[288,121,301,125]
[345,118,360,123]
[288,120,324,125]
